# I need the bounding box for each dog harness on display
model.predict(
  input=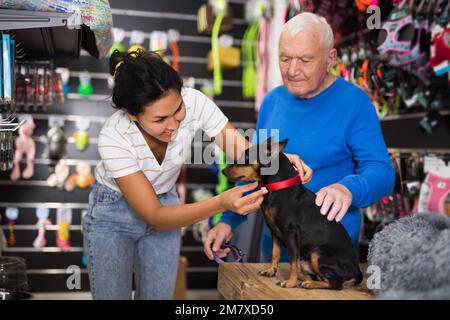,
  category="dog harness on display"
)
[259,174,302,192]
[284,0,314,22]
[355,0,378,12]
[430,27,450,70]
[434,0,450,25]
[422,172,450,215]
[377,6,416,56]
[212,242,244,264]
[389,18,433,77]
